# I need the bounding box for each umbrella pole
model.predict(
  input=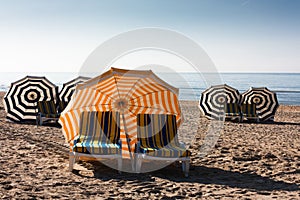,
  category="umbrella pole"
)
[121,113,135,172]
[35,101,39,127]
